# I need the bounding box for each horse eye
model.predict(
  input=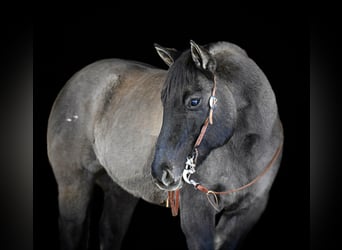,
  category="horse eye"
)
[190,98,201,107]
